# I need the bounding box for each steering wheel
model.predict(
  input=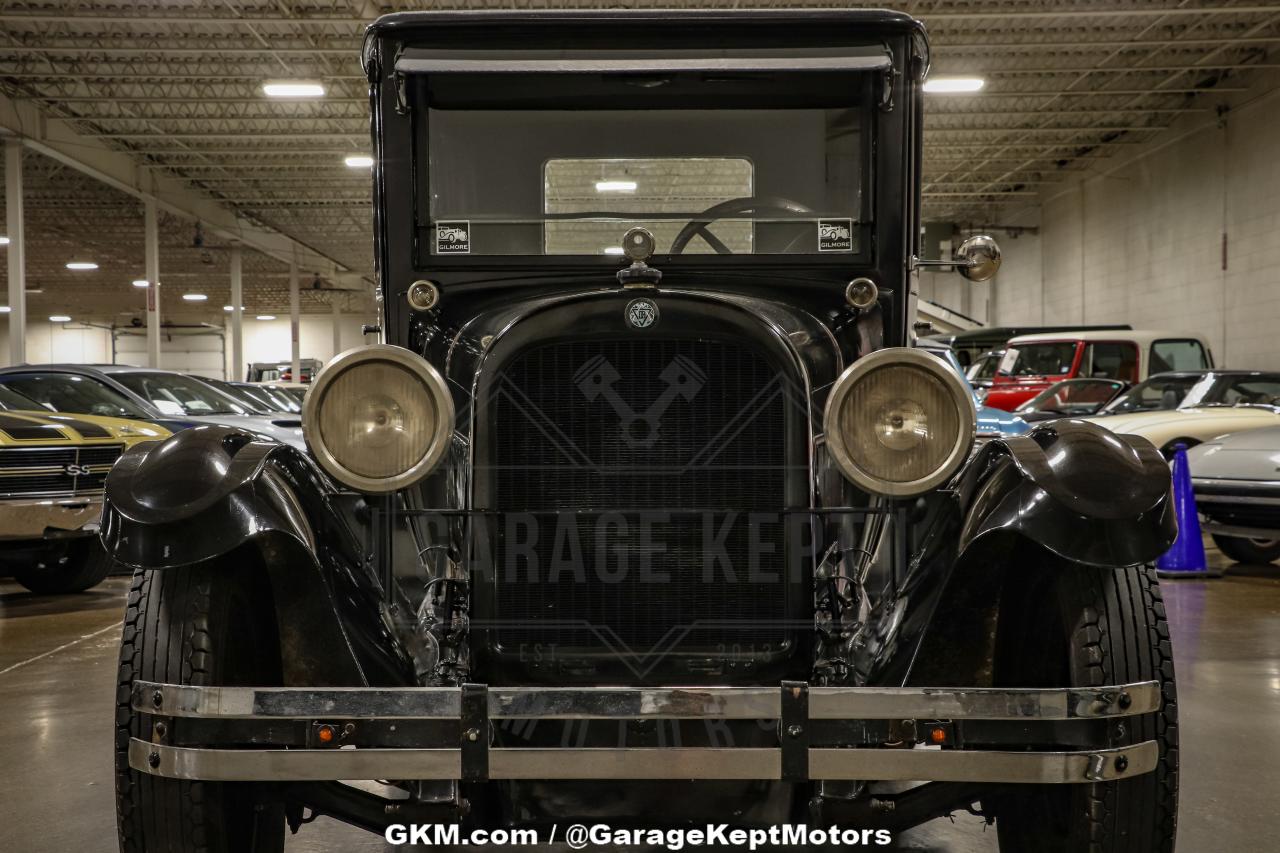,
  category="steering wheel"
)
[669,195,814,255]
